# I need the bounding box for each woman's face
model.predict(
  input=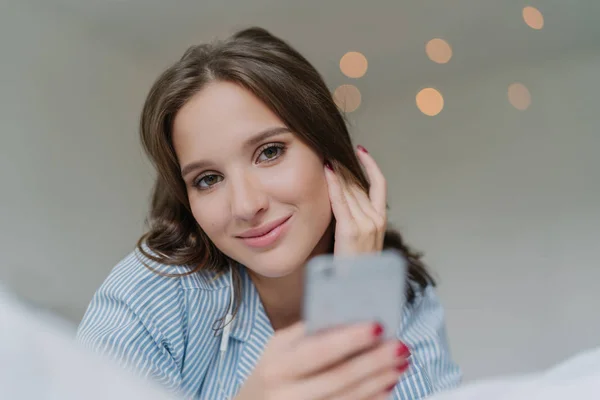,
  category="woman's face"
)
[172,81,333,278]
